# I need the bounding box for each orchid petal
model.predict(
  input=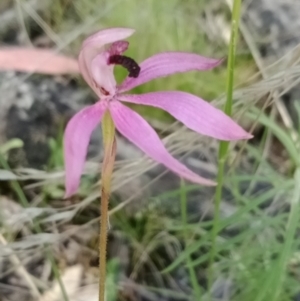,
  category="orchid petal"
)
[119,52,222,92]
[82,28,134,51]
[119,92,252,141]
[109,101,216,186]
[78,28,134,95]
[91,53,116,96]
[64,102,107,197]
